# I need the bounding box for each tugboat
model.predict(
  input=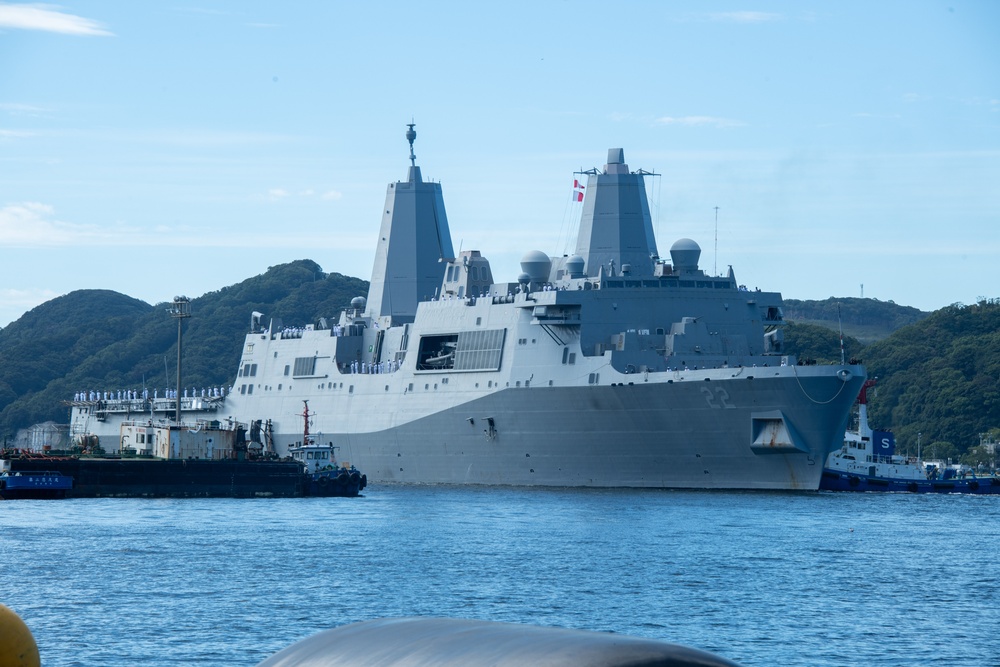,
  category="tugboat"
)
[0,462,73,500]
[820,379,1000,494]
[290,401,367,497]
